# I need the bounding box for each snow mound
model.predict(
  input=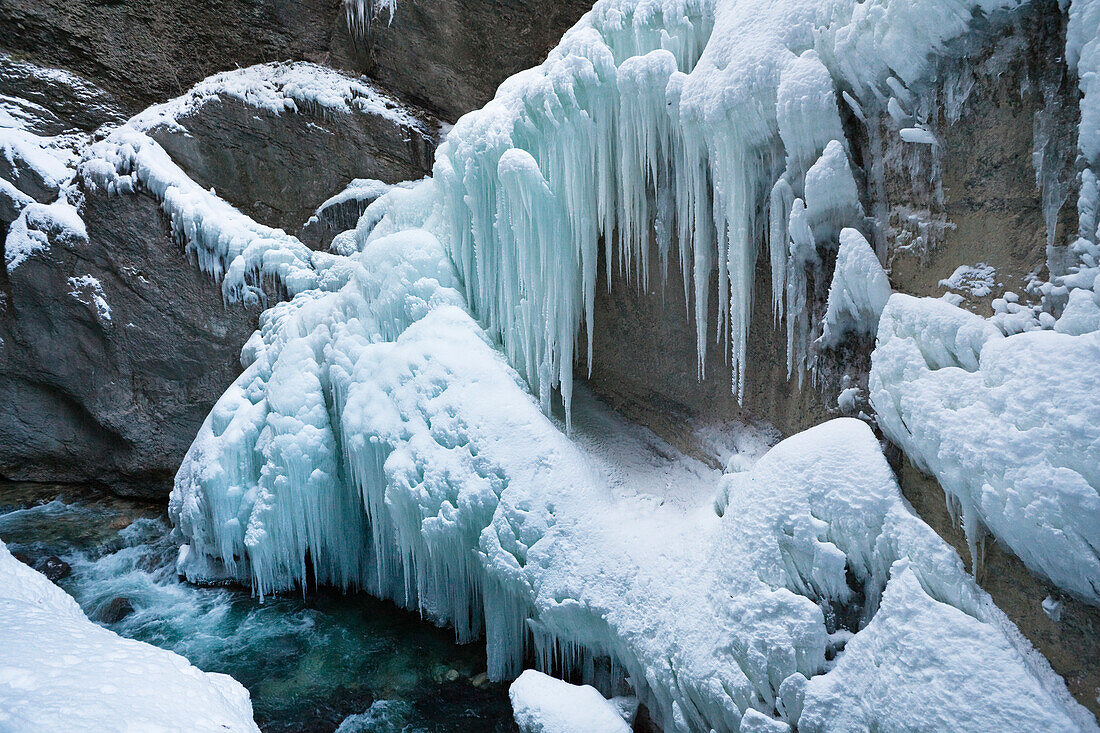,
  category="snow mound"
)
[127,61,425,135]
[509,670,631,733]
[0,540,258,732]
[870,293,1100,604]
